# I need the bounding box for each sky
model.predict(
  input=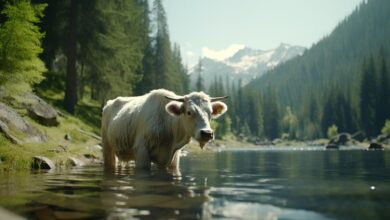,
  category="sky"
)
[164,0,363,66]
